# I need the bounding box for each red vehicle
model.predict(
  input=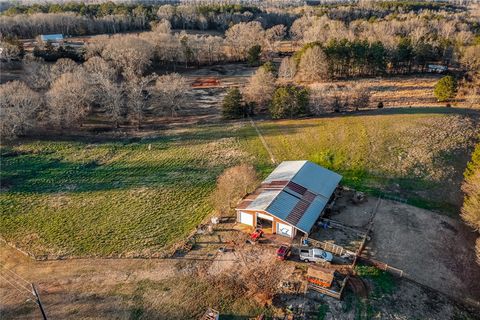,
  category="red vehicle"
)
[249,228,264,243]
[276,245,291,261]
